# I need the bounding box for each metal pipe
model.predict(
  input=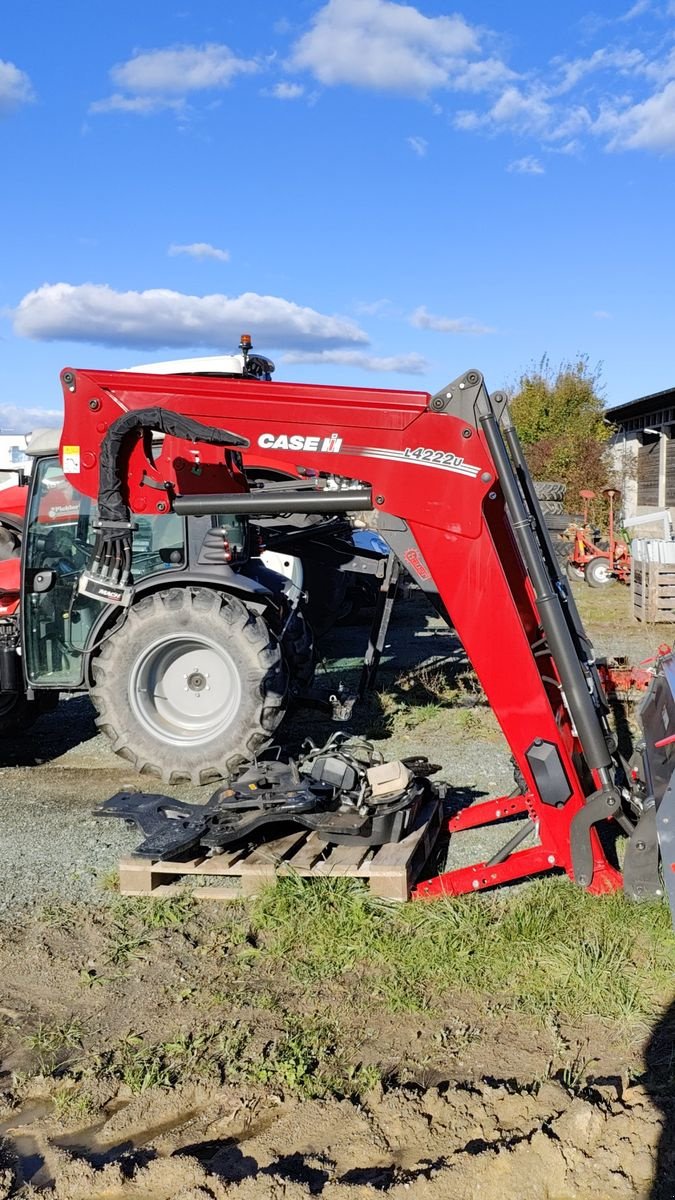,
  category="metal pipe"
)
[486,819,535,866]
[480,410,613,773]
[174,487,372,516]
